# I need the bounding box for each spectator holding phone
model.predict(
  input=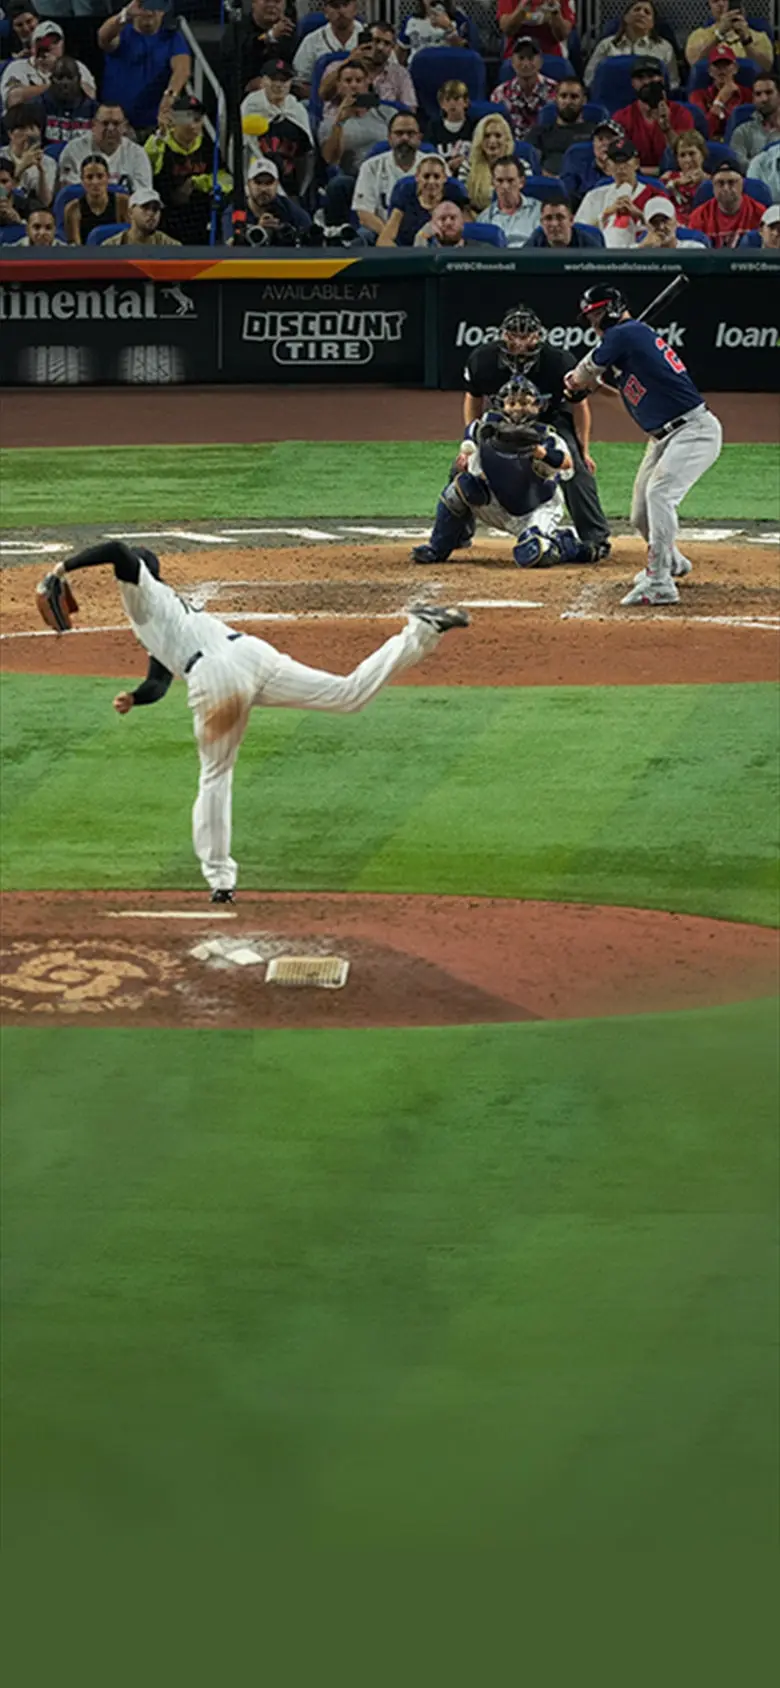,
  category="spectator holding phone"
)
[398,1,469,63]
[318,58,396,174]
[612,58,694,171]
[0,19,96,110]
[661,128,709,217]
[358,20,416,108]
[4,102,55,206]
[685,2,773,74]
[497,0,575,62]
[690,44,754,140]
